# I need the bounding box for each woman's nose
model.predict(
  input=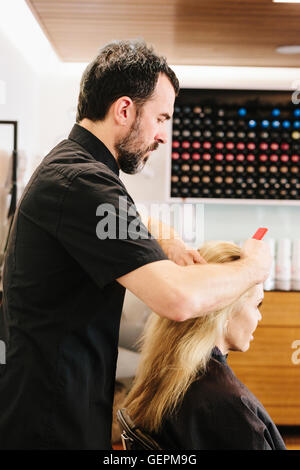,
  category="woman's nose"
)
[257,310,262,321]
